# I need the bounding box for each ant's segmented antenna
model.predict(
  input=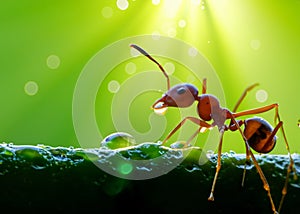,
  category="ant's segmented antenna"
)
[130,44,170,90]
